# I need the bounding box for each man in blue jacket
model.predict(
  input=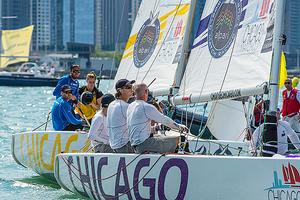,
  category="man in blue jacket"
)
[53,65,80,101]
[52,85,83,131]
